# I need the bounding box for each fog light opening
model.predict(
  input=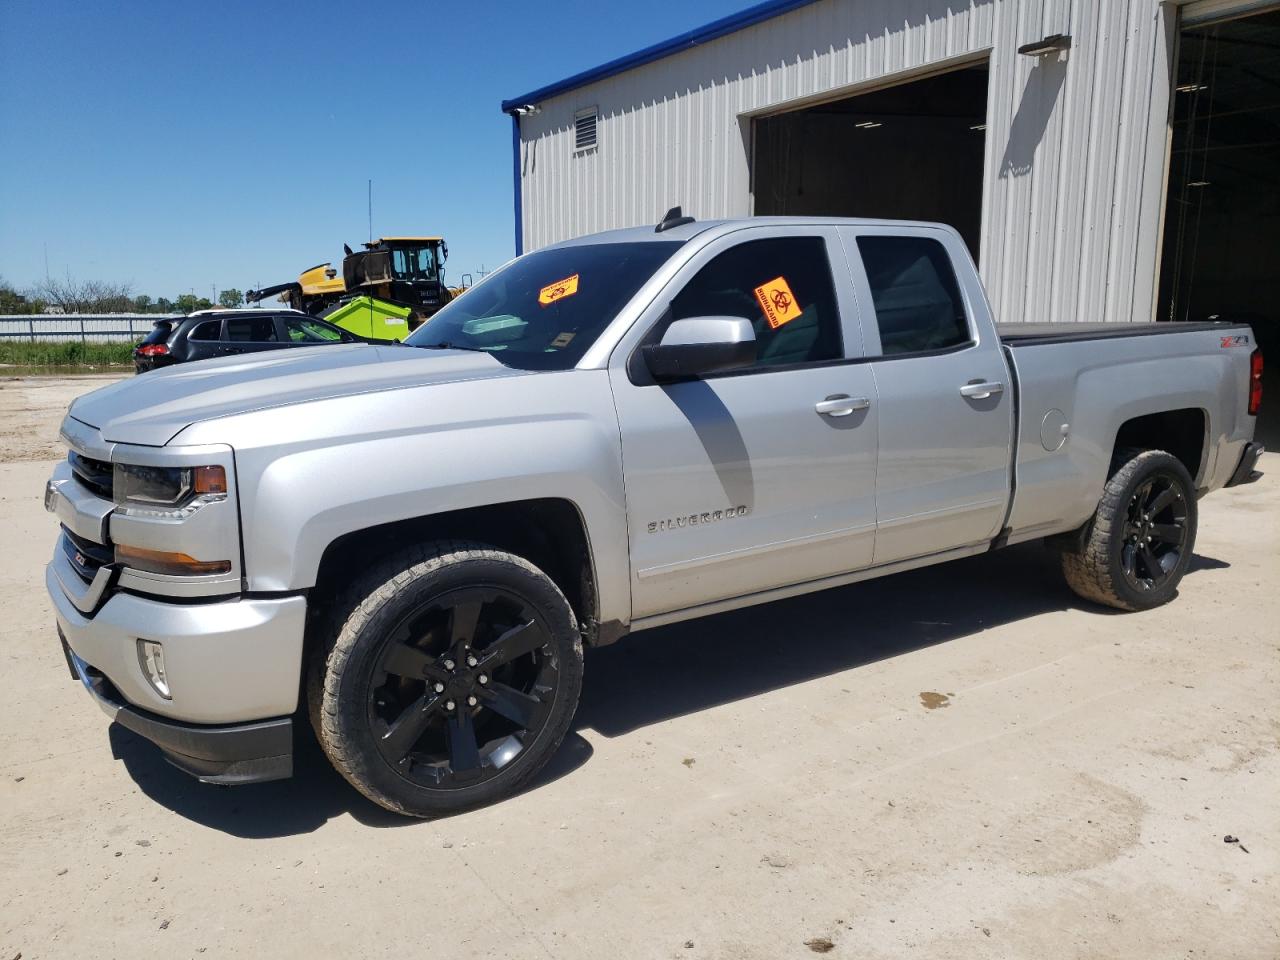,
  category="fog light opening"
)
[137,640,171,699]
